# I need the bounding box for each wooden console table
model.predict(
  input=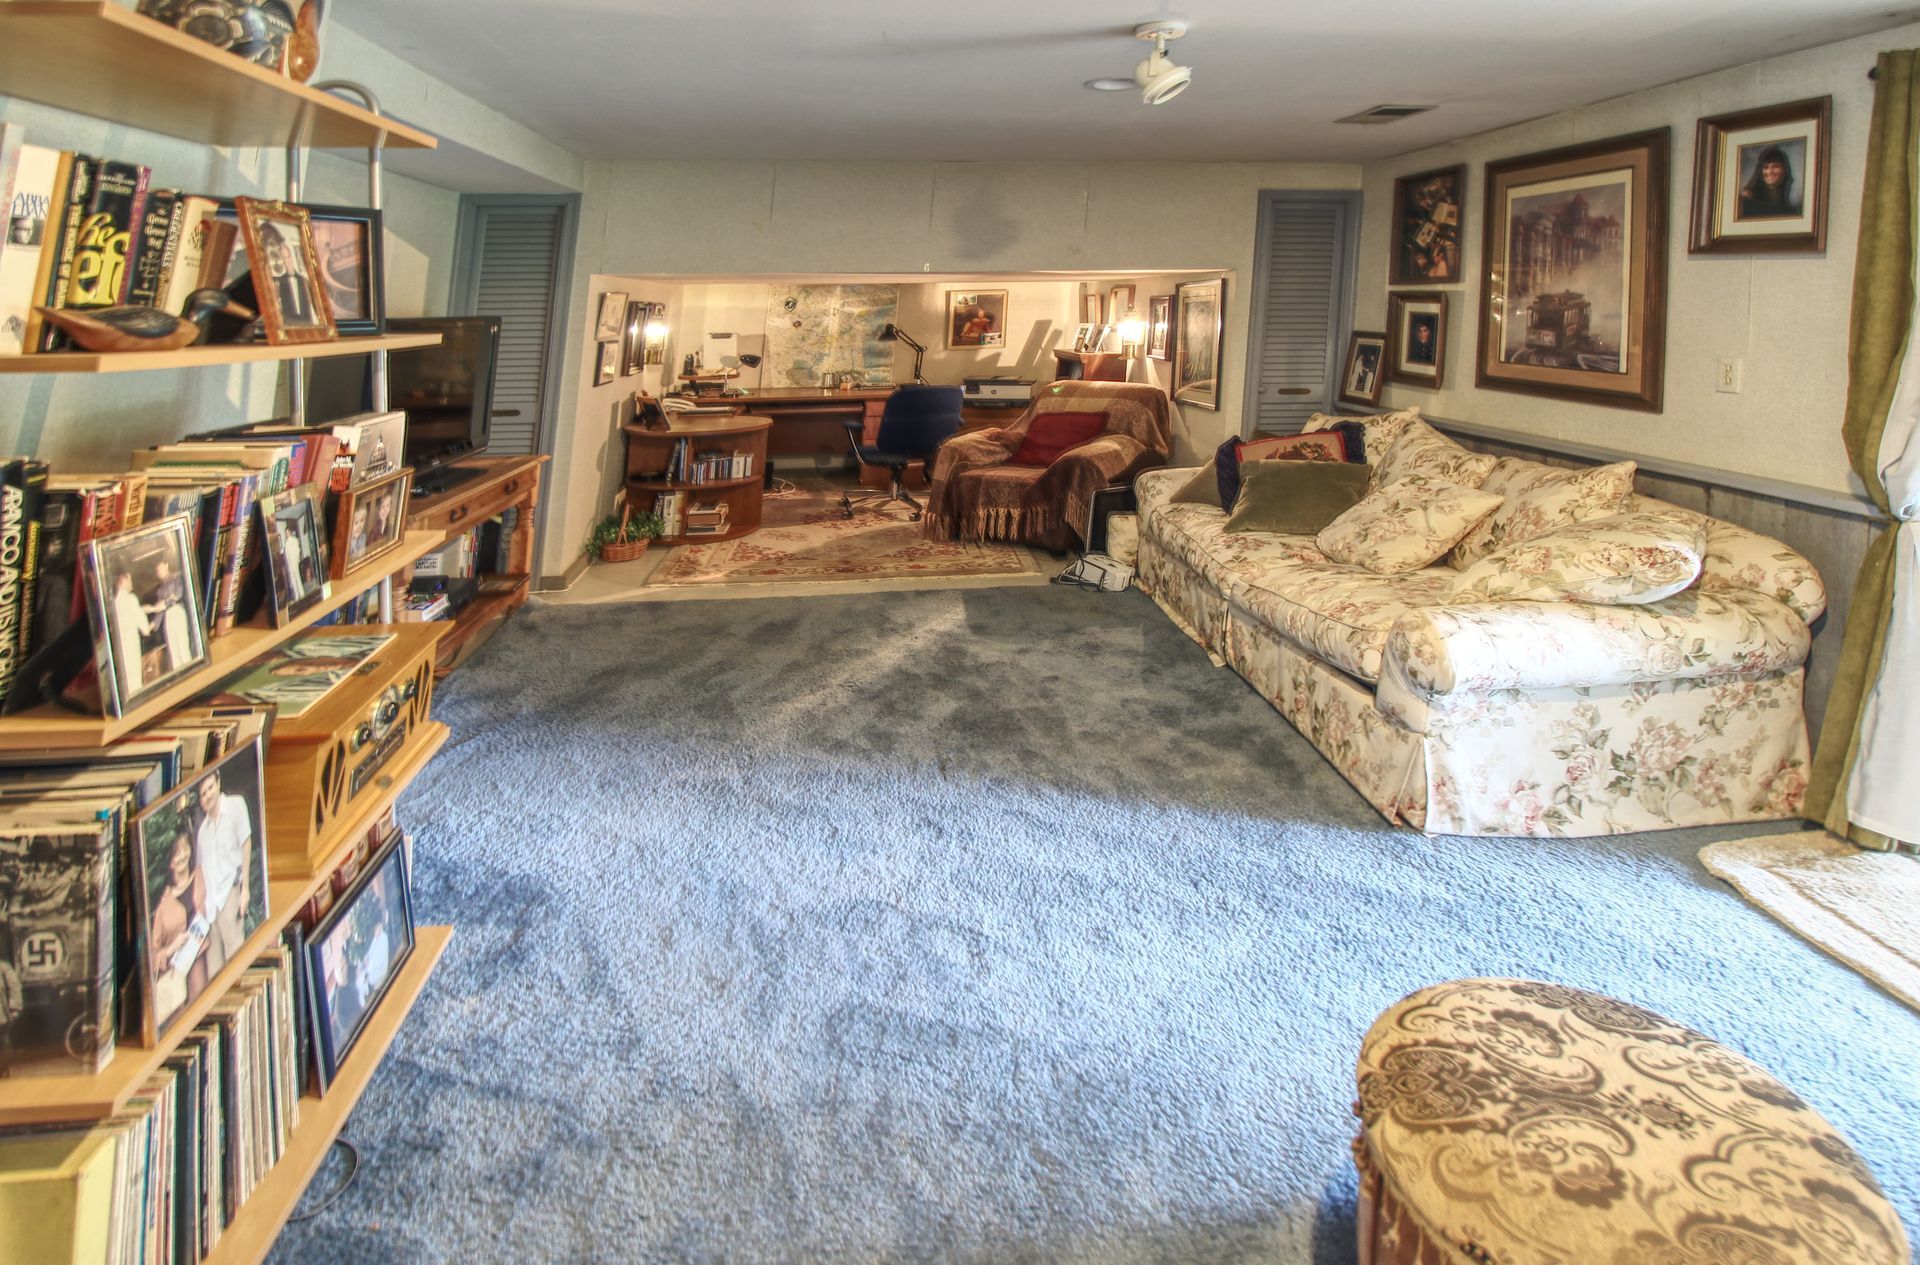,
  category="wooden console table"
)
[403,451,549,677]
[624,414,771,544]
